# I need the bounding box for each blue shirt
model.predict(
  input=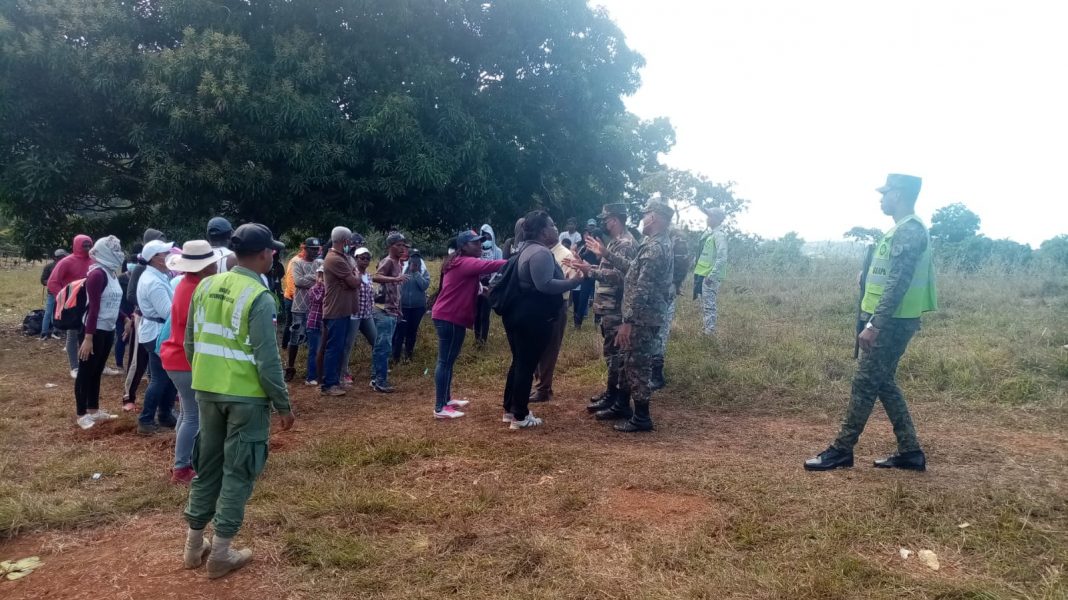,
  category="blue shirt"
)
[136,265,174,345]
